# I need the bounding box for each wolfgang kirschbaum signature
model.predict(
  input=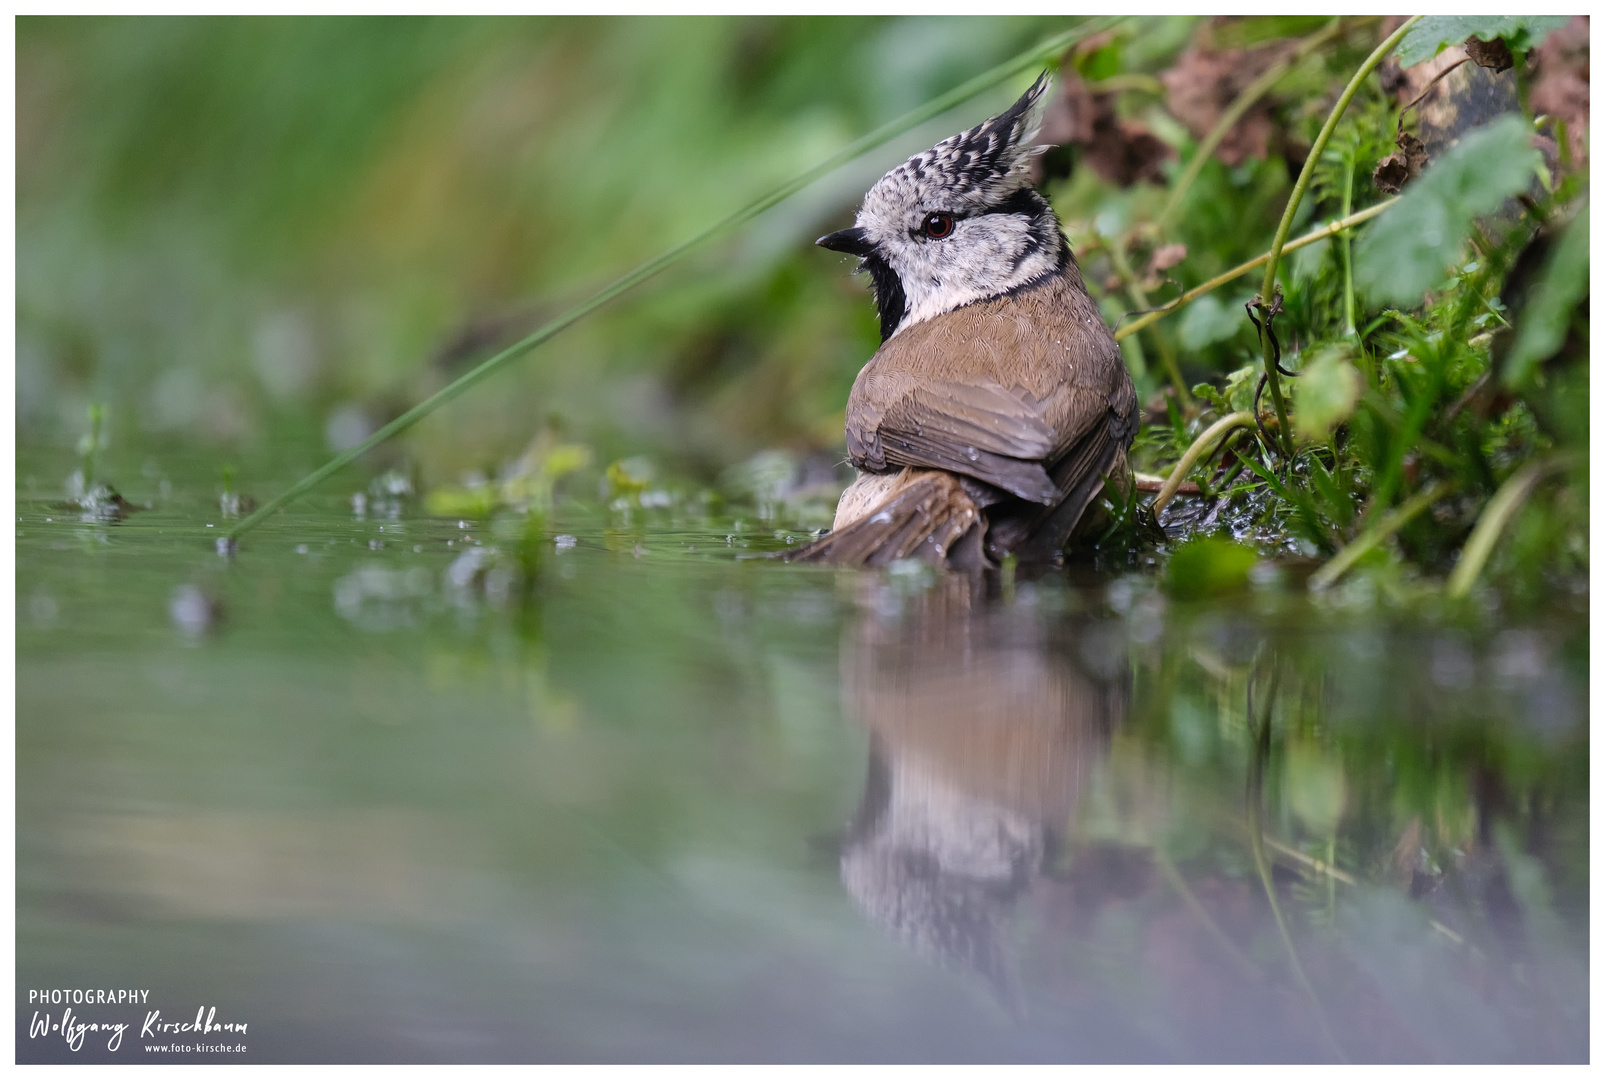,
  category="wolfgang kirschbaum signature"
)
[26,990,248,1054]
